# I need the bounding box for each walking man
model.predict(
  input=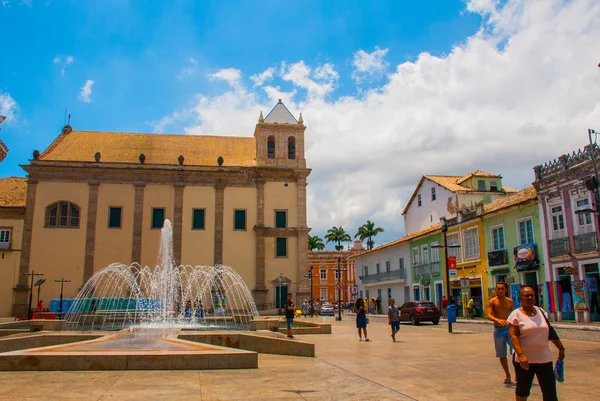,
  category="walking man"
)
[441,295,448,318]
[486,282,515,384]
[388,299,401,342]
[285,293,295,339]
